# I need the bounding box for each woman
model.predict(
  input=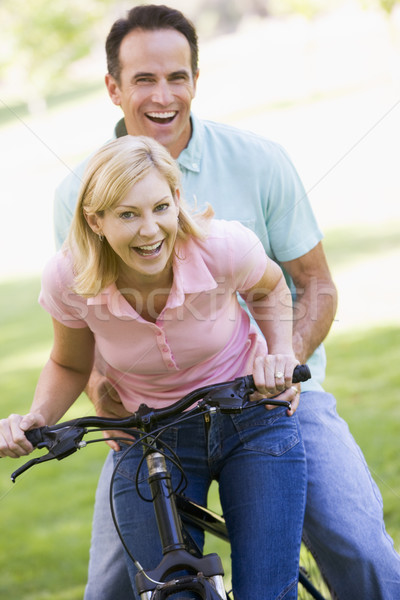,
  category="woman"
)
[0,136,306,599]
